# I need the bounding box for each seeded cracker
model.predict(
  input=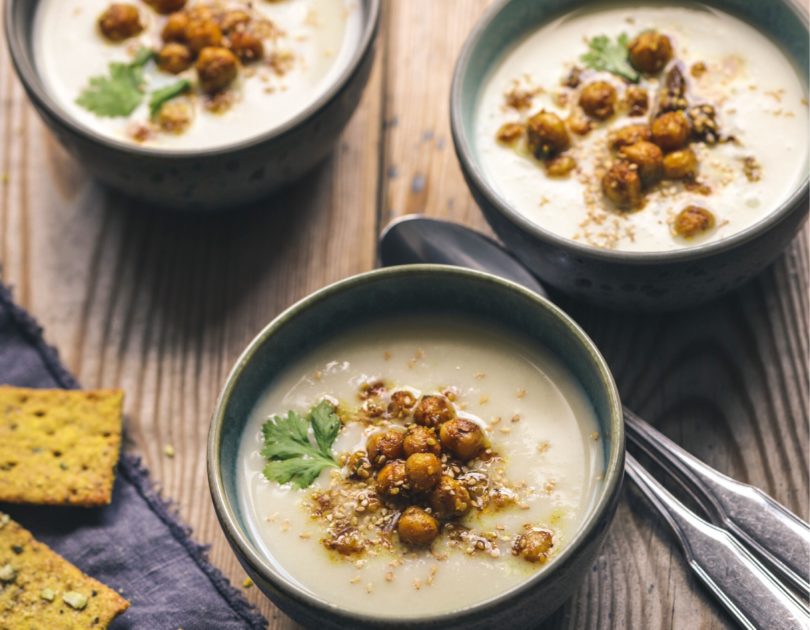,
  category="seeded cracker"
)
[0,513,129,628]
[0,387,124,506]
